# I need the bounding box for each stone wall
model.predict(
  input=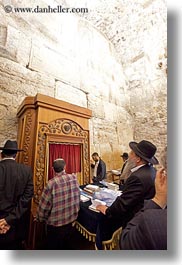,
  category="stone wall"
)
[0,0,167,170]
[76,0,167,157]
